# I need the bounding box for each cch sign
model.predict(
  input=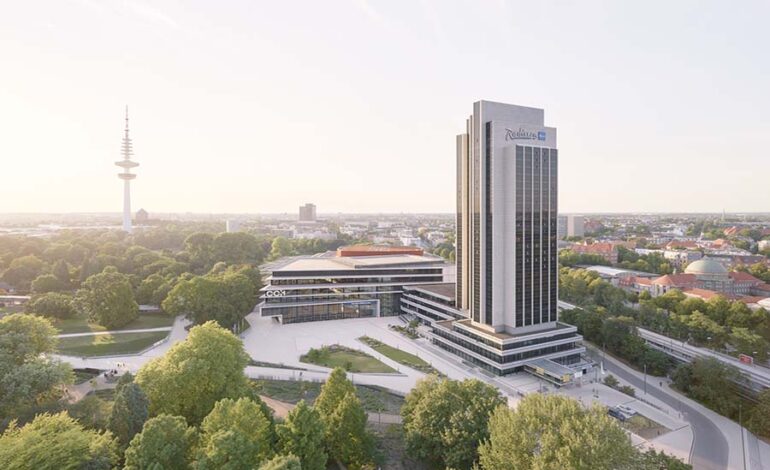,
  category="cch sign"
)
[265,290,287,298]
